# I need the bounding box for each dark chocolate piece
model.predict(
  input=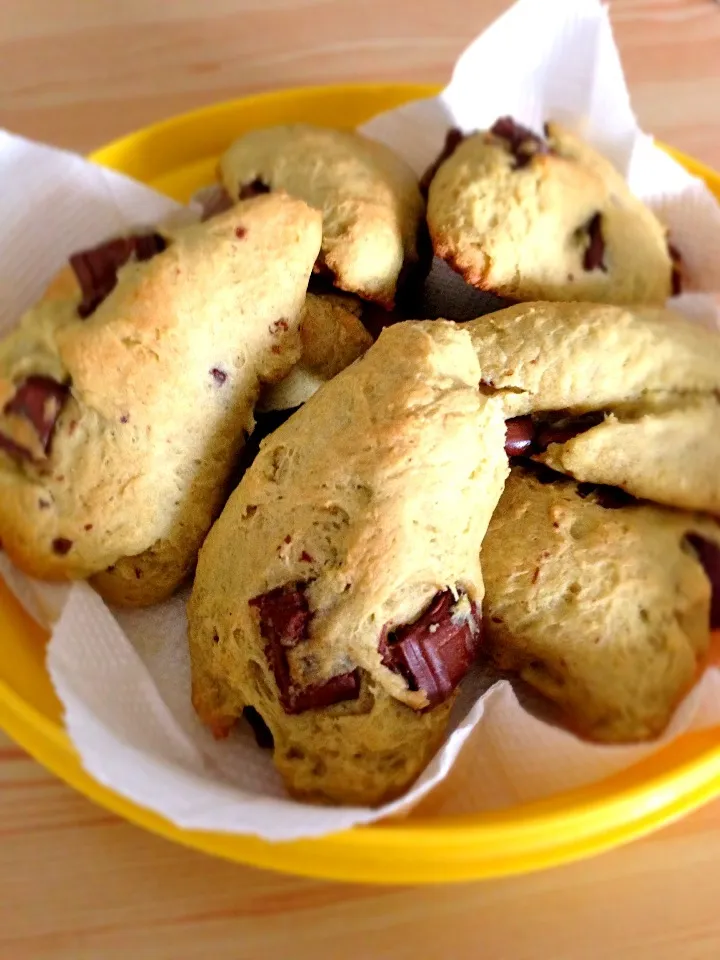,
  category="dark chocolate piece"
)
[380,589,482,708]
[491,116,548,169]
[1,375,68,459]
[52,537,73,555]
[70,232,167,318]
[250,583,361,714]
[505,416,536,456]
[686,534,720,629]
